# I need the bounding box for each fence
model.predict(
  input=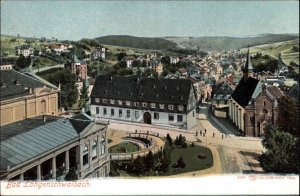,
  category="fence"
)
[110,147,163,161]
